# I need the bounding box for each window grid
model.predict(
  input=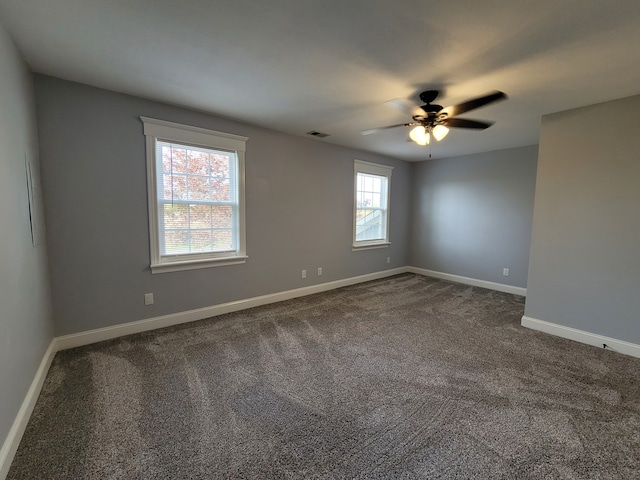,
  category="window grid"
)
[355,172,386,242]
[353,160,392,247]
[157,142,237,257]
